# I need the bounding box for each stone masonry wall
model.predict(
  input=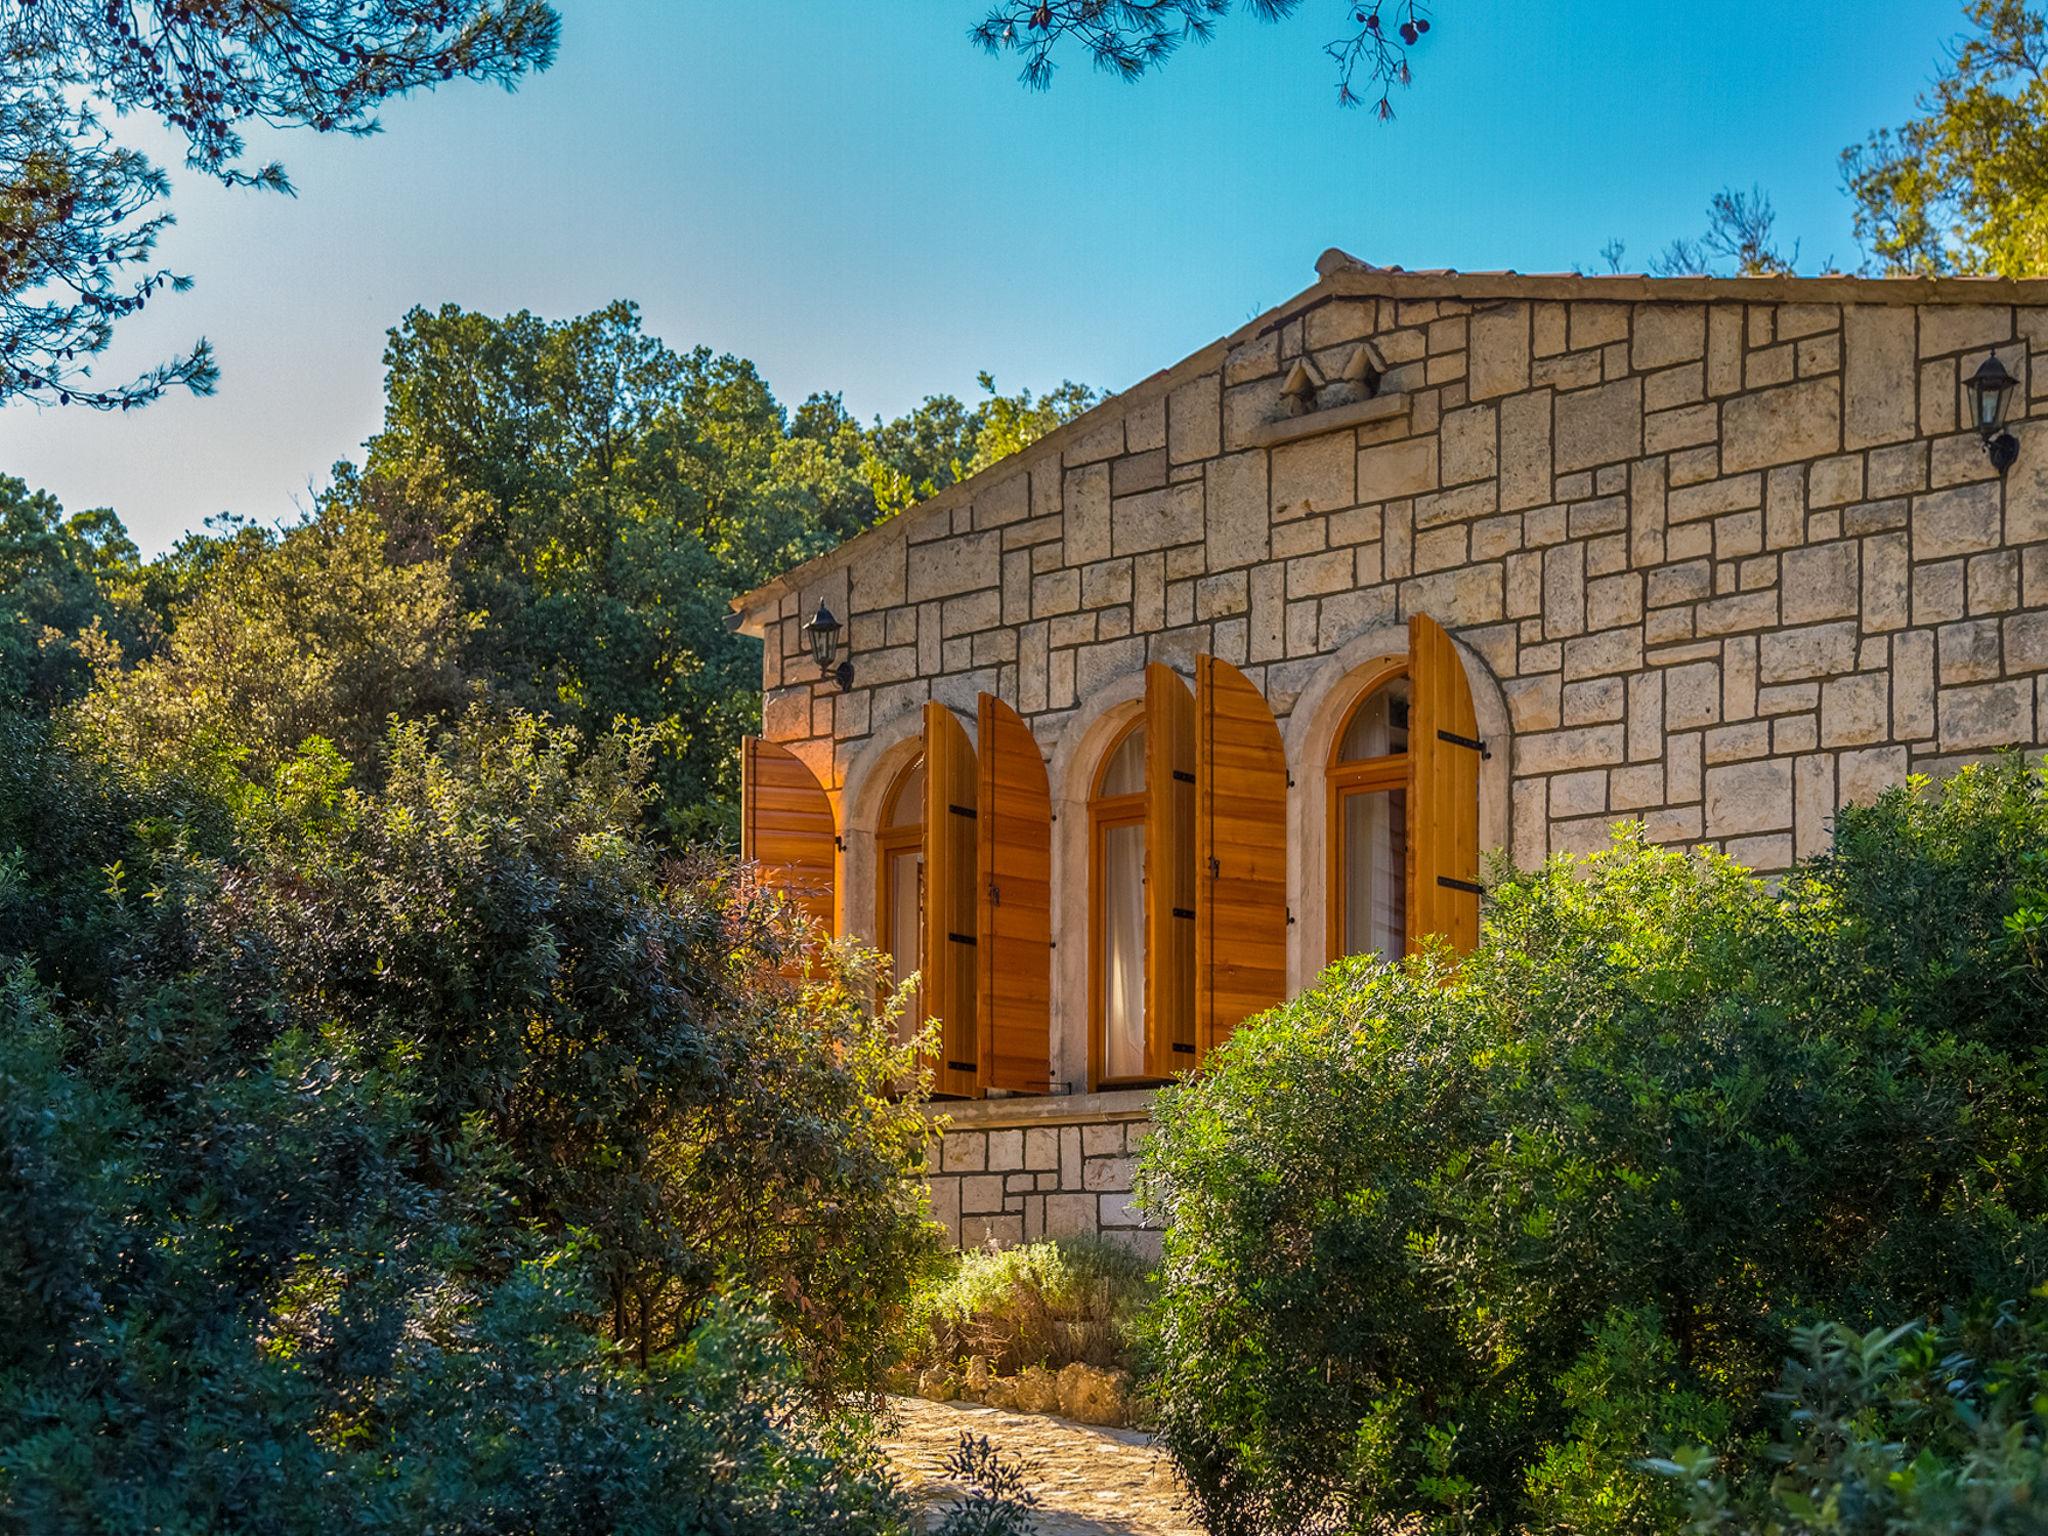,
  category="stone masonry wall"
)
[755,280,2048,875]
[746,272,2048,1251]
[928,1092,1159,1259]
